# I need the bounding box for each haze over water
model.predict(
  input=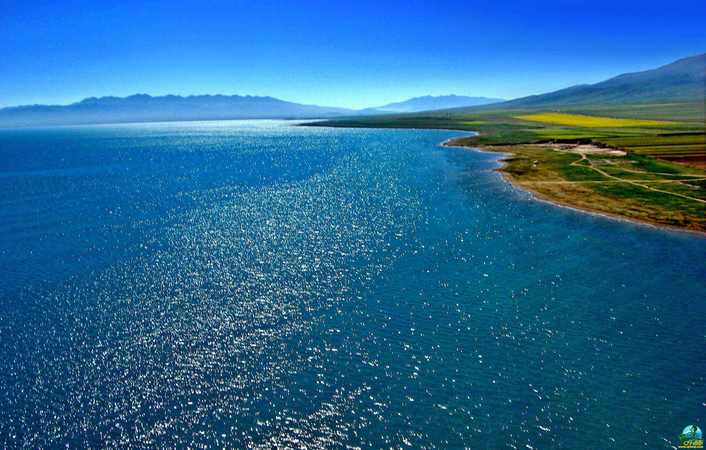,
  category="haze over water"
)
[0,121,704,448]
